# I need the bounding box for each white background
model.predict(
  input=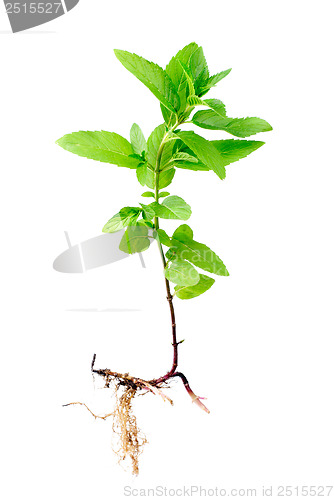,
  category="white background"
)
[1,1,334,498]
